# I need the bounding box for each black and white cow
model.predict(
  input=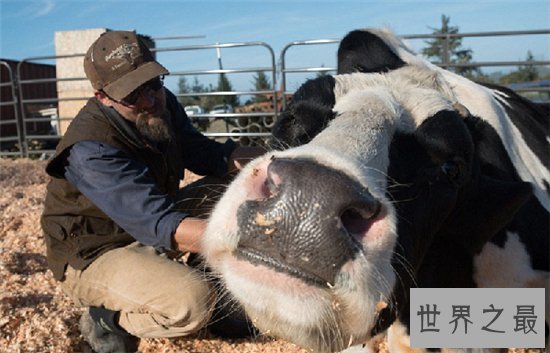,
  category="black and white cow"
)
[202,28,549,353]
